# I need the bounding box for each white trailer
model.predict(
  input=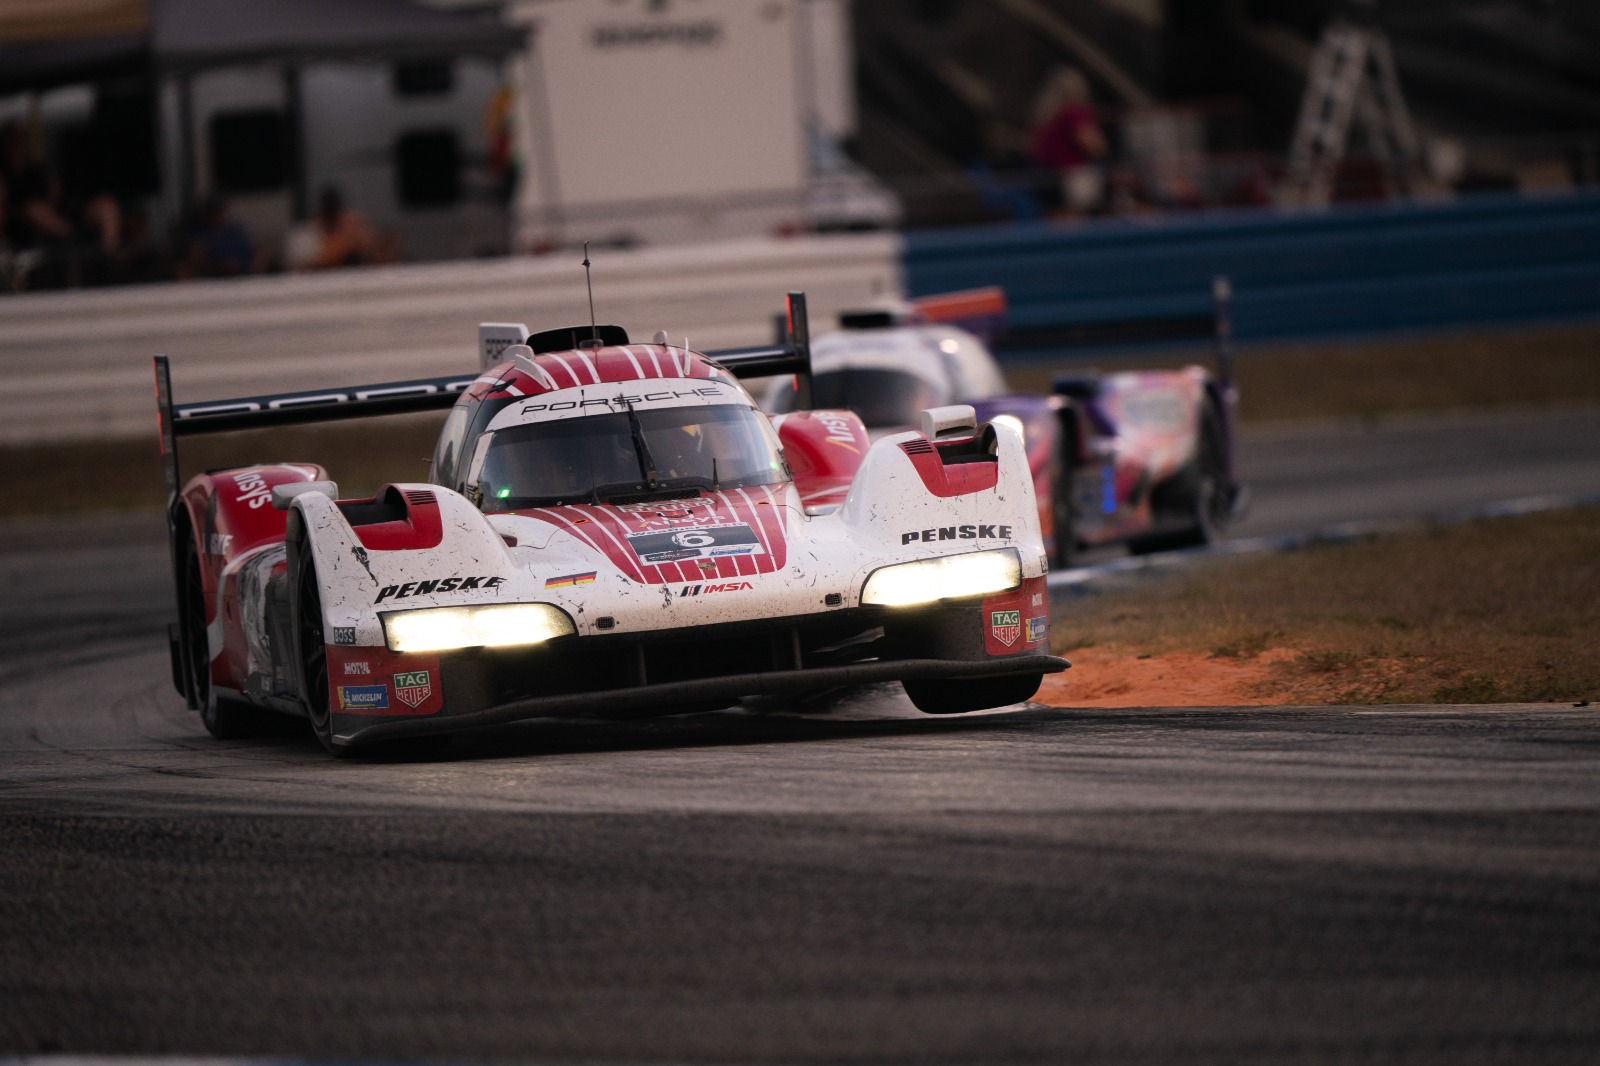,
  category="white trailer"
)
[500,0,895,248]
